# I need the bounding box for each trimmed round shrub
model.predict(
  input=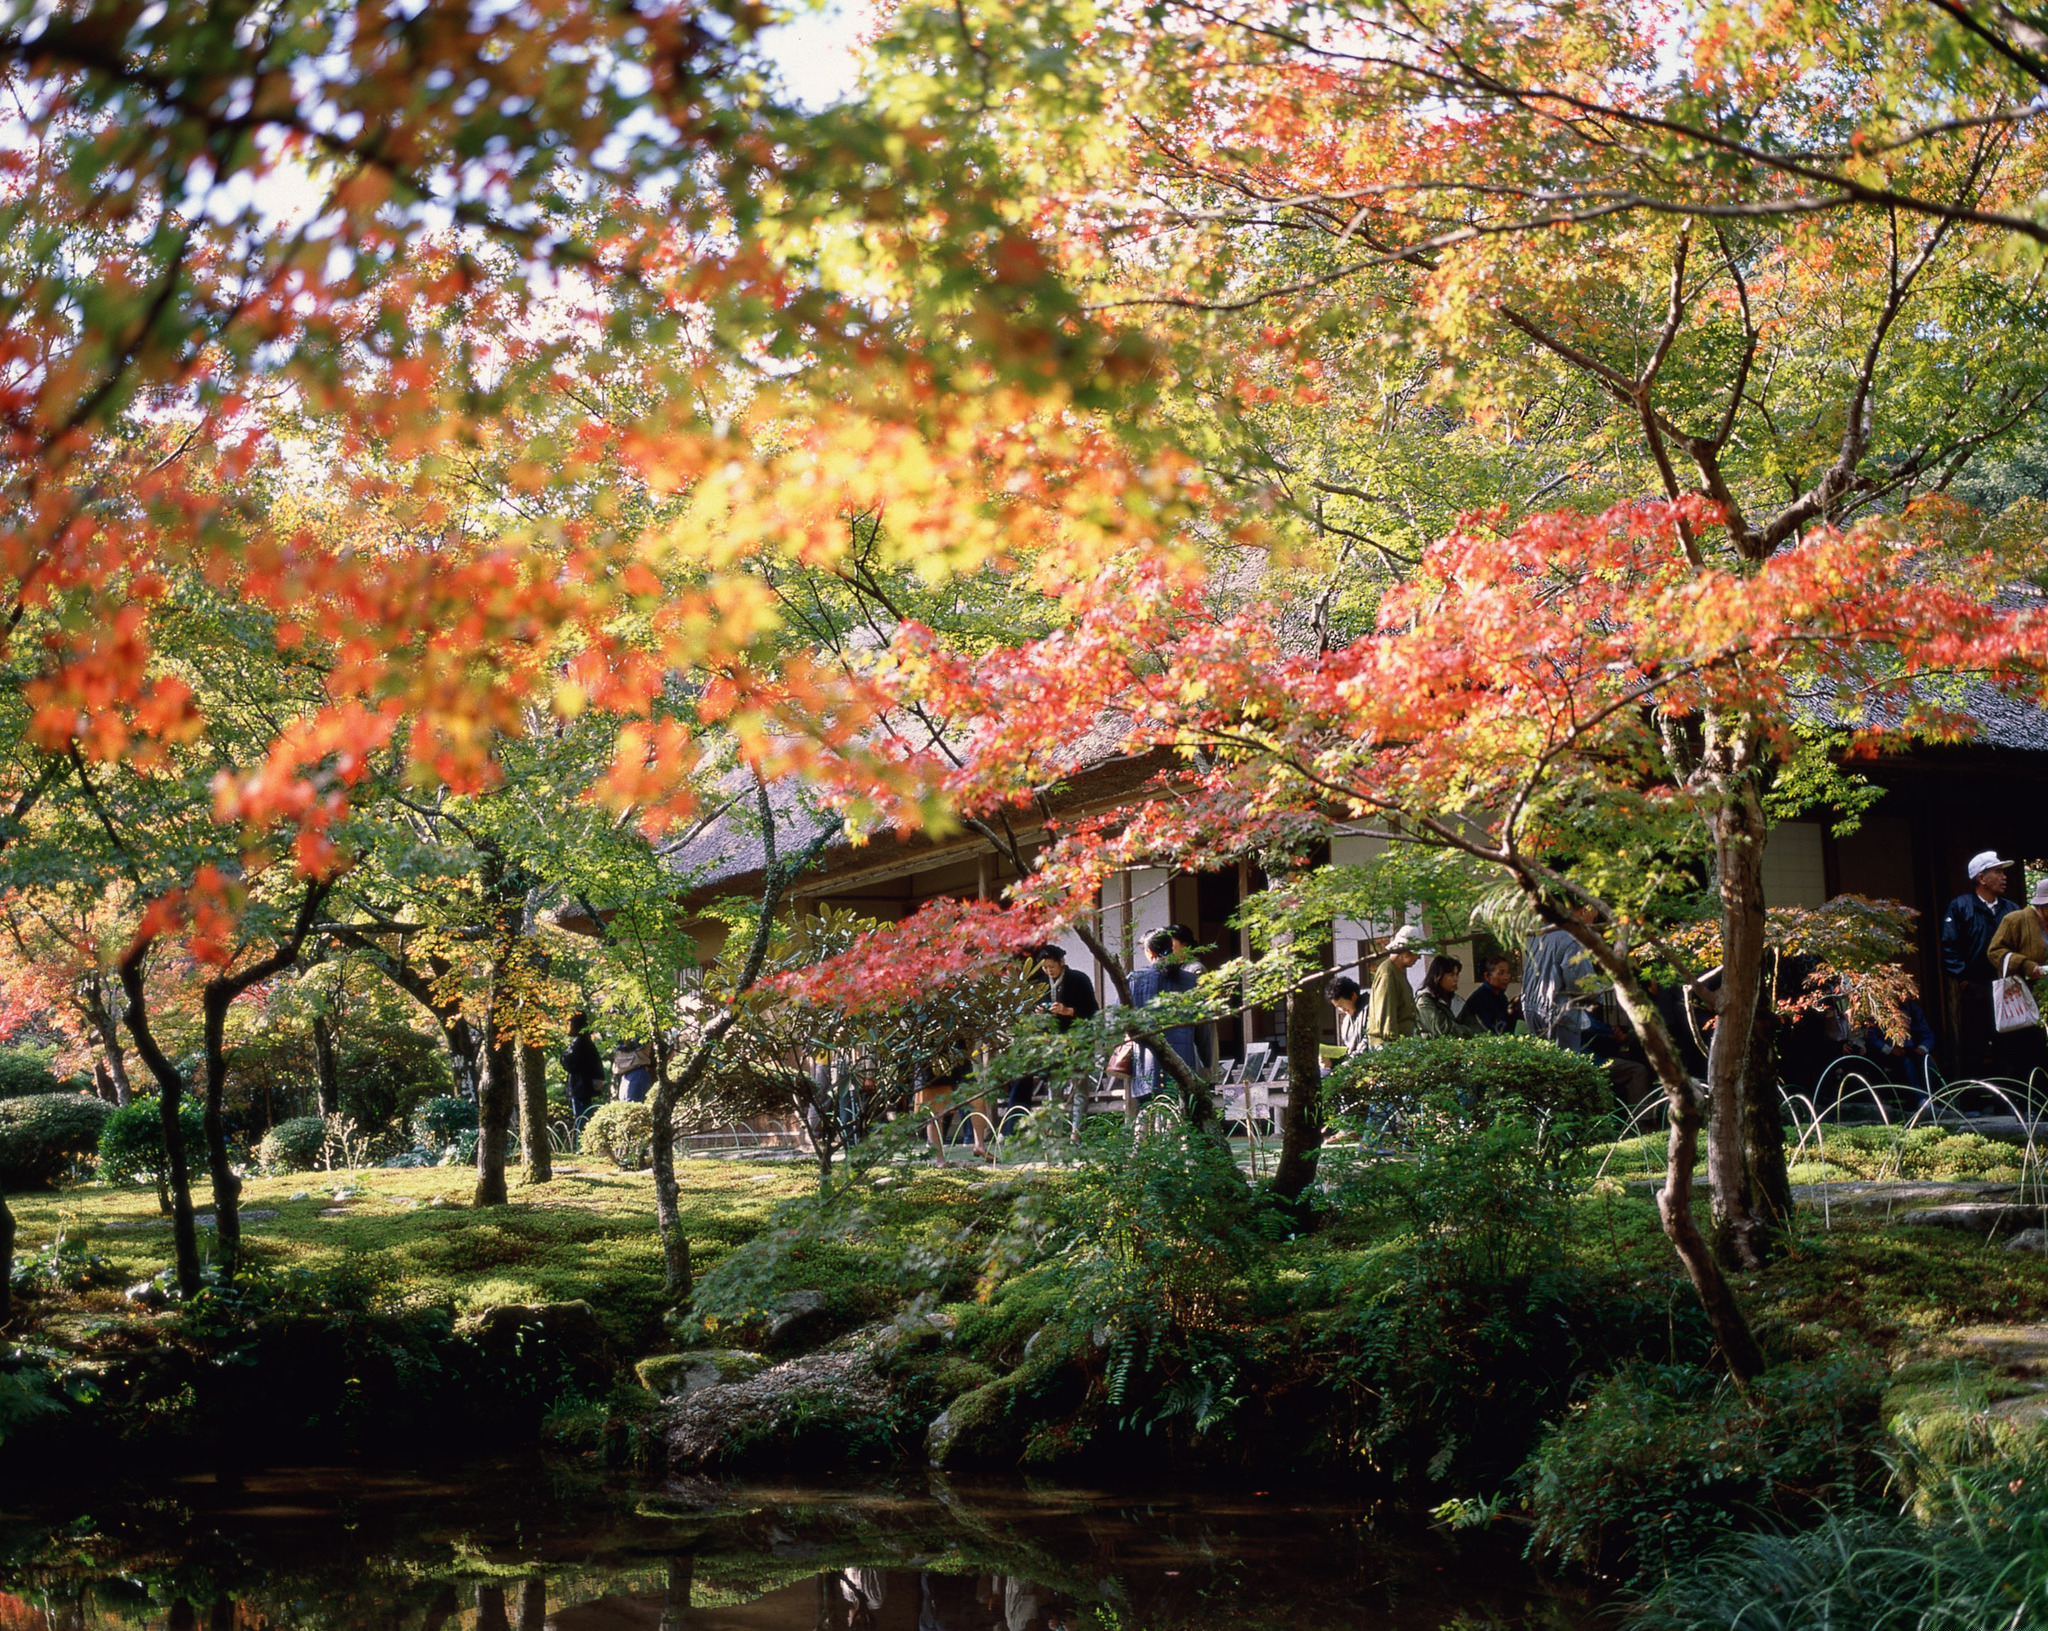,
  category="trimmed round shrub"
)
[411,1095,478,1152]
[98,1097,208,1196]
[0,1093,115,1189]
[1335,1033,1612,1122]
[0,1045,64,1101]
[255,1115,329,1174]
[580,1101,652,1169]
